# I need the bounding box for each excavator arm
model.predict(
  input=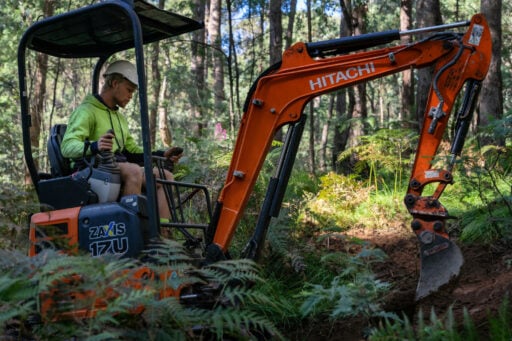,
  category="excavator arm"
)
[206,14,491,298]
